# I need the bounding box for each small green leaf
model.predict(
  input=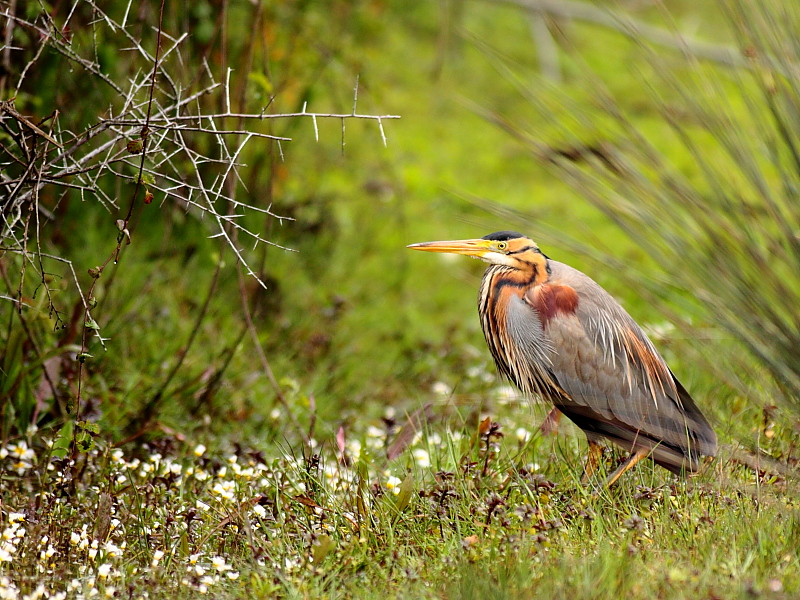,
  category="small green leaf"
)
[51,421,74,459]
[77,420,100,434]
[312,535,333,566]
[394,473,414,514]
[76,431,95,452]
